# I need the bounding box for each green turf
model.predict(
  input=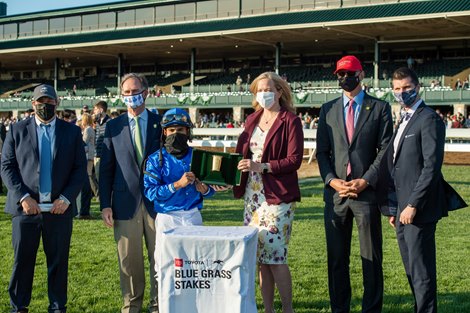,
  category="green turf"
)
[0,165,468,312]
